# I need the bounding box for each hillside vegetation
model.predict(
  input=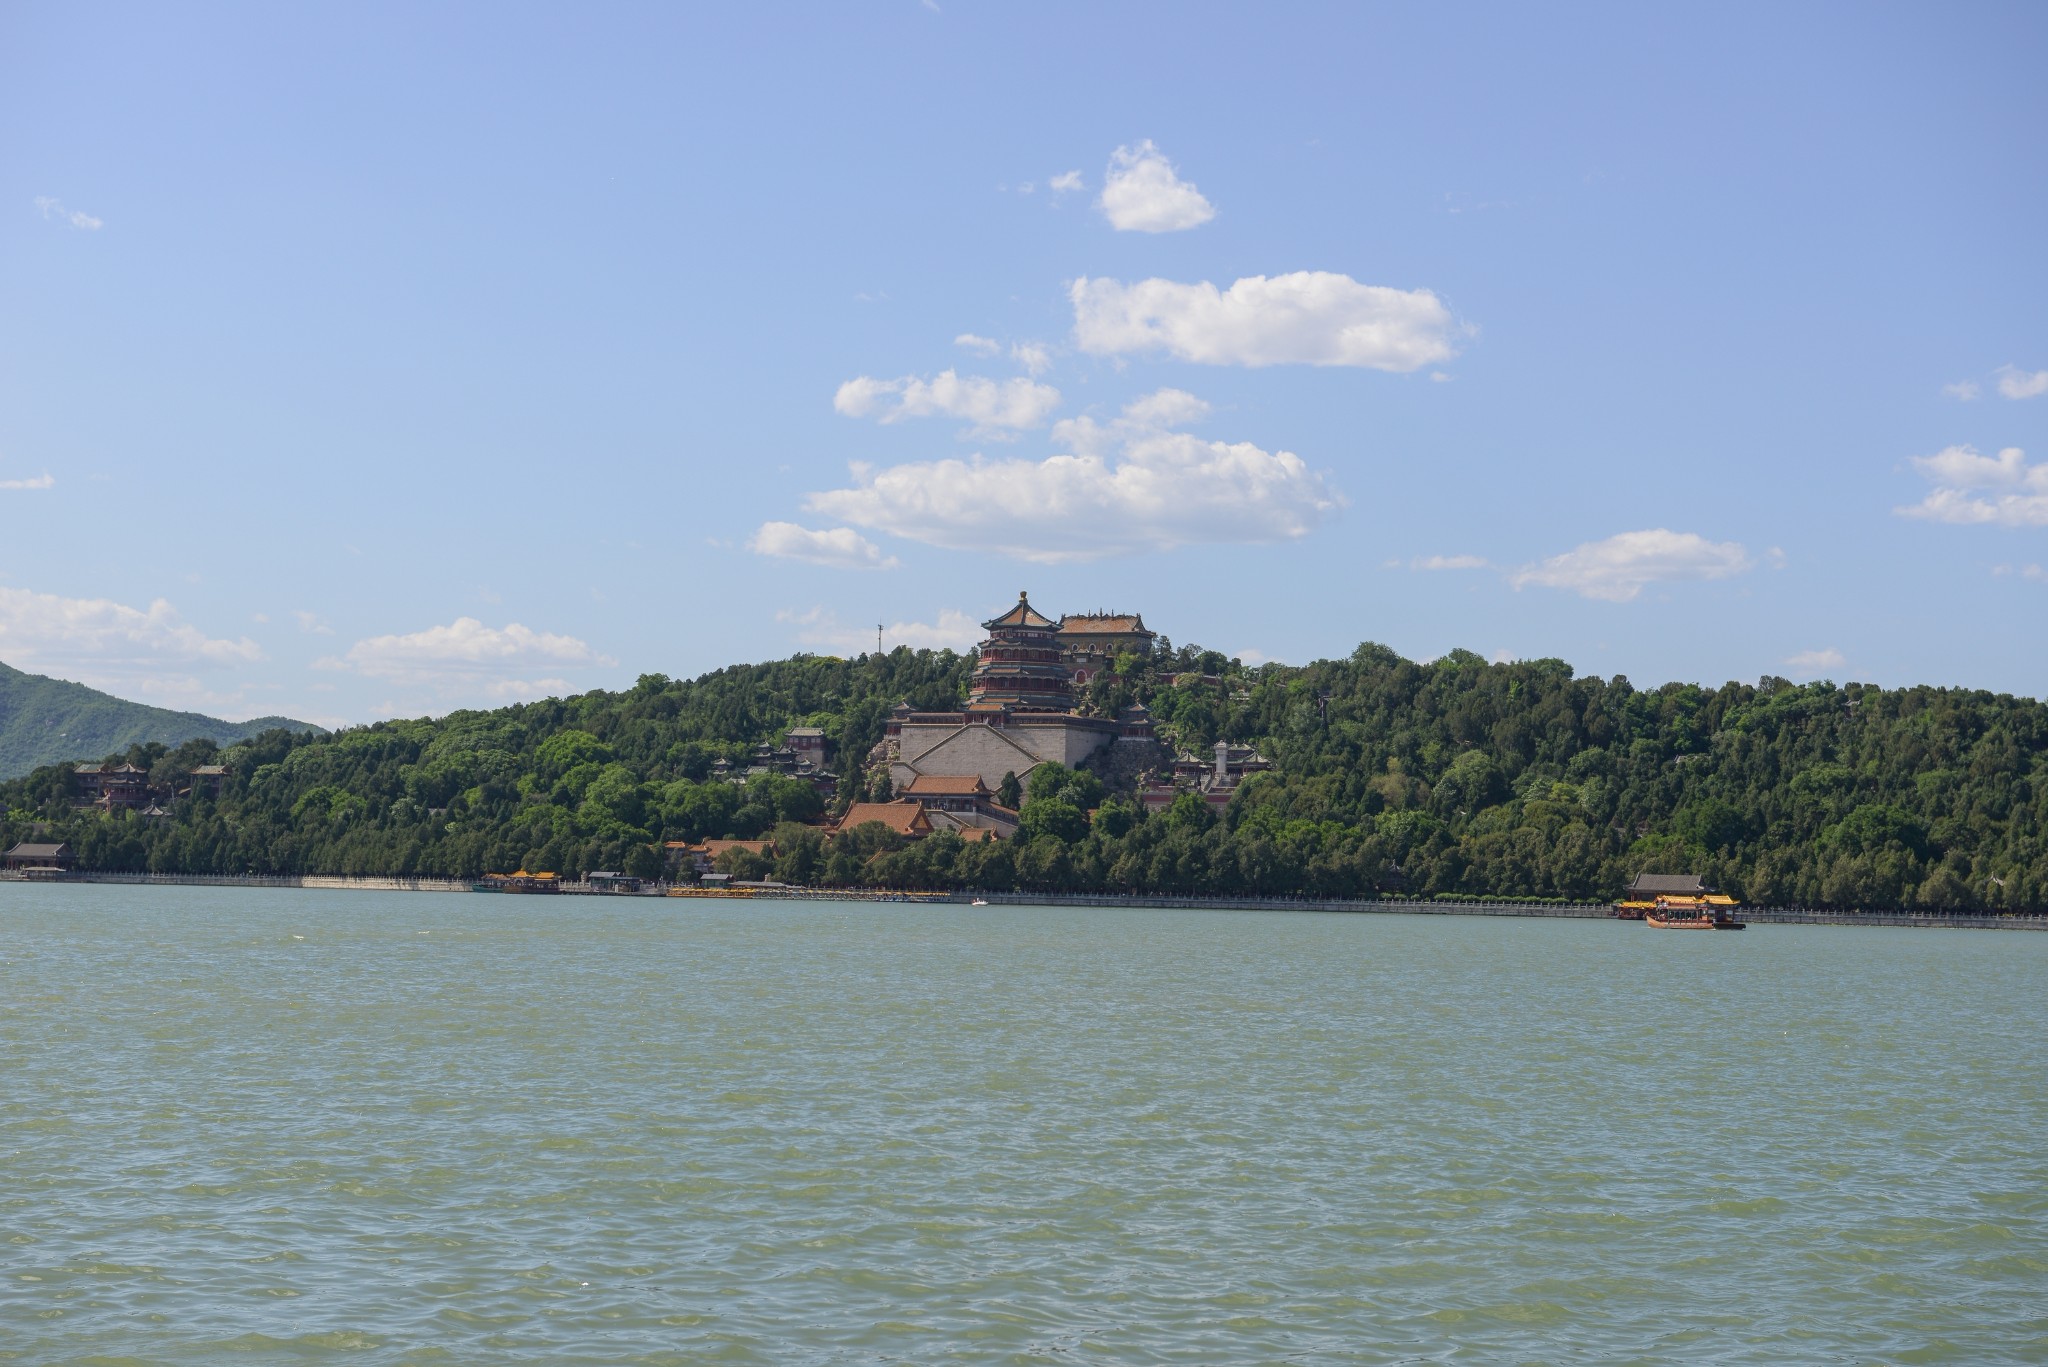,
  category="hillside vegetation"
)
[2,644,2043,909]
[0,660,321,779]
